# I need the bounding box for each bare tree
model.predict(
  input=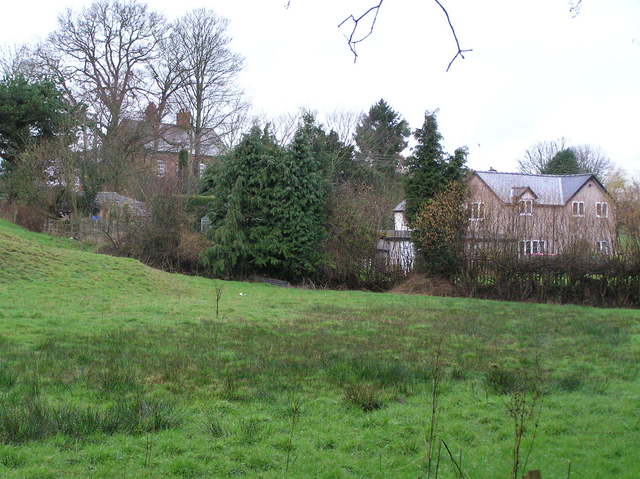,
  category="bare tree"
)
[48,0,164,140]
[264,111,301,147]
[0,45,36,79]
[331,1,585,69]
[519,139,612,181]
[174,9,246,176]
[145,27,188,125]
[44,0,165,191]
[518,138,568,175]
[323,109,361,146]
[216,98,252,153]
[573,144,612,181]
